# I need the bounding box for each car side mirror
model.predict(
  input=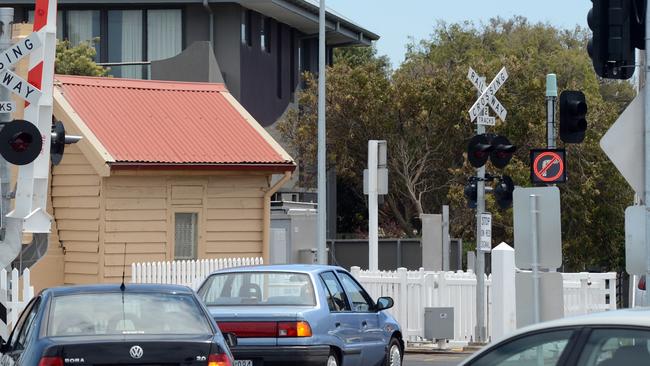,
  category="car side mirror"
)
[376,297,394,311]
[224,332,238,348]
